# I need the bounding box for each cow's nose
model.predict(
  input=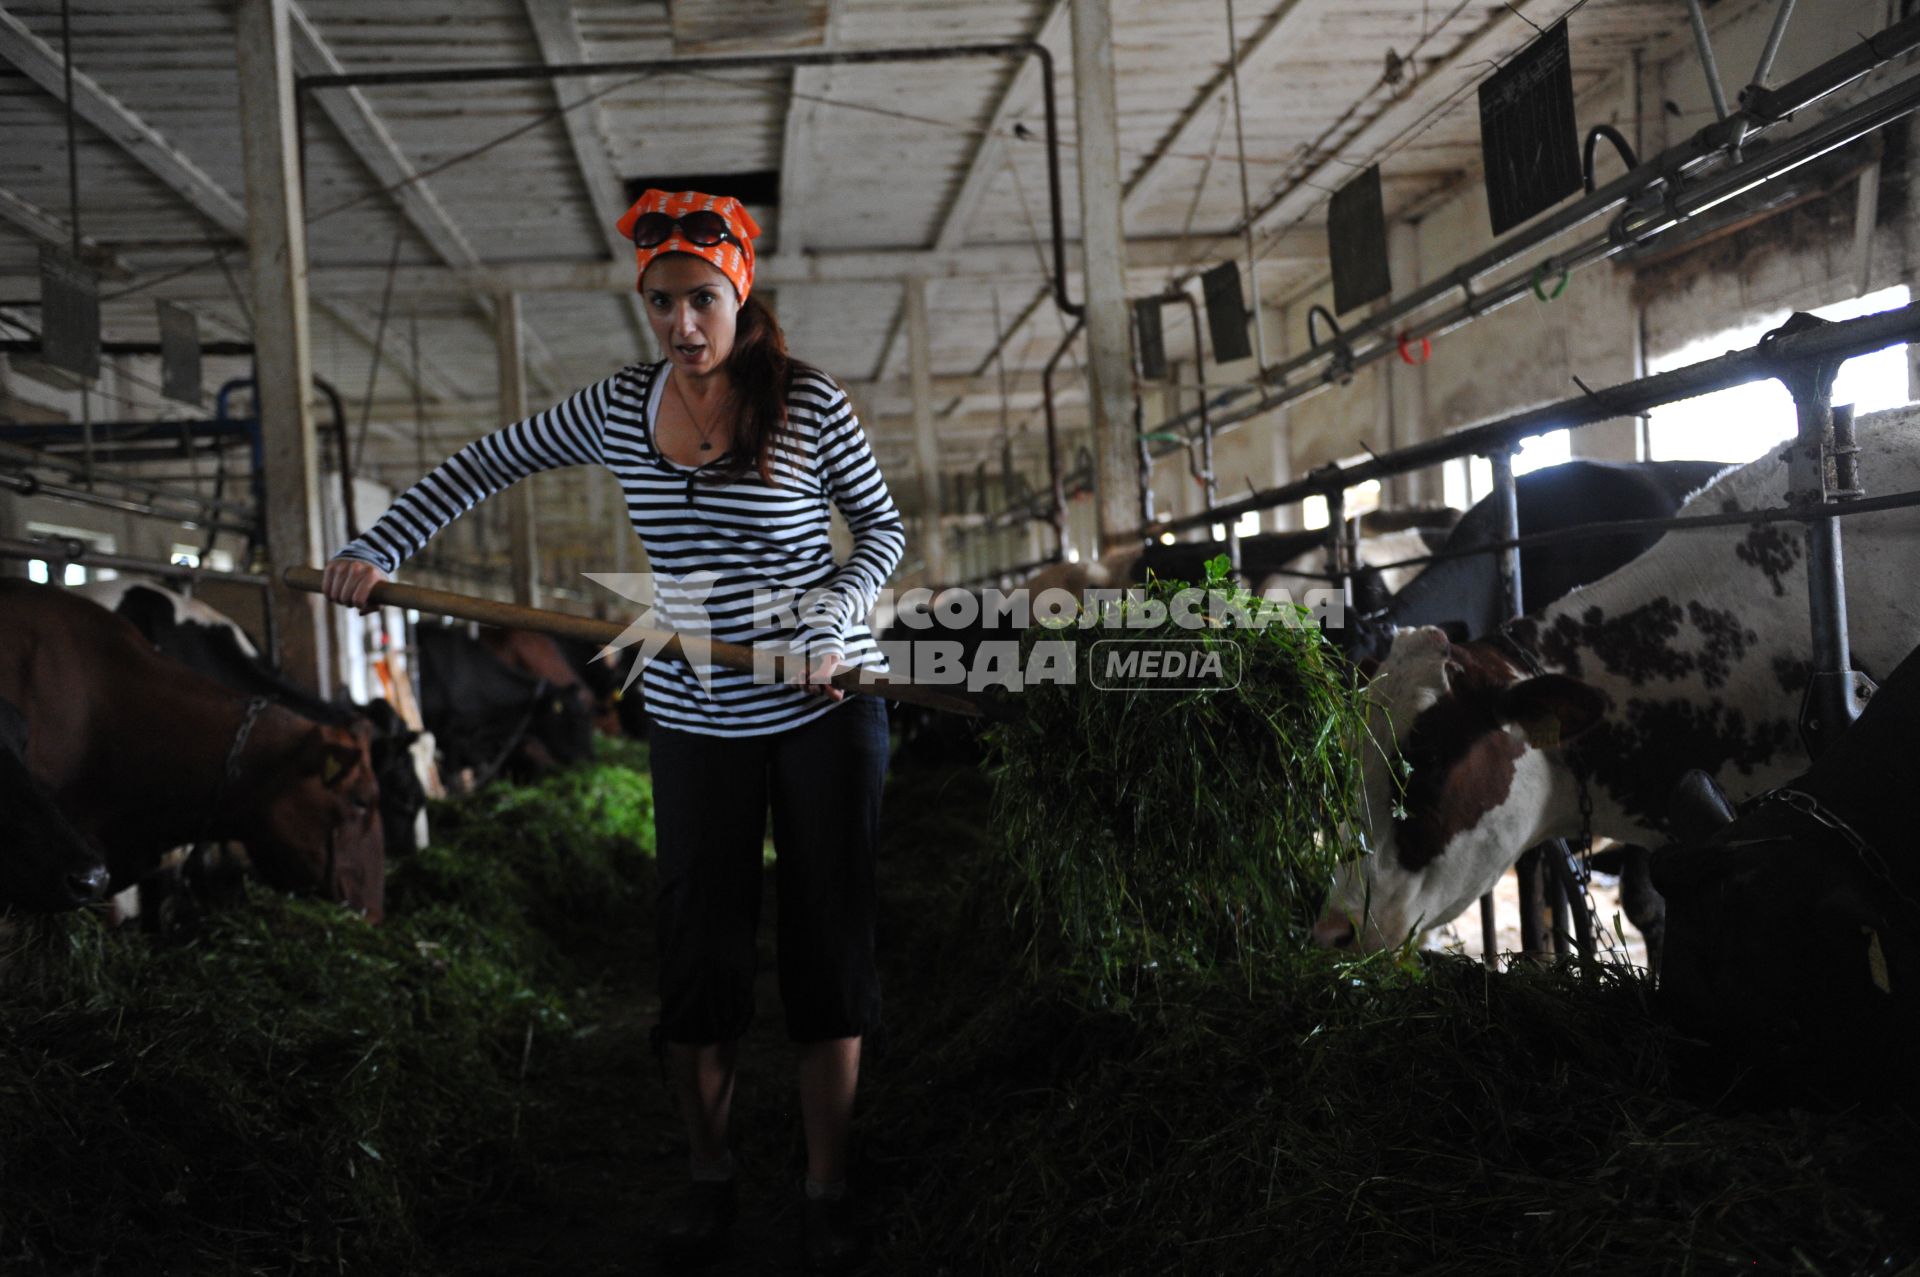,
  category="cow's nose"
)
[67,864,112,903]
[1310,913,1357,949]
